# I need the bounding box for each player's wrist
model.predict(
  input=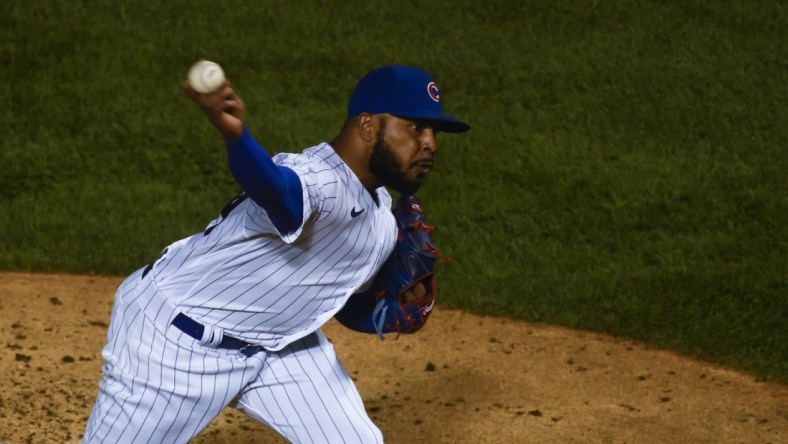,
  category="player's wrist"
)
[222,124,248,143]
